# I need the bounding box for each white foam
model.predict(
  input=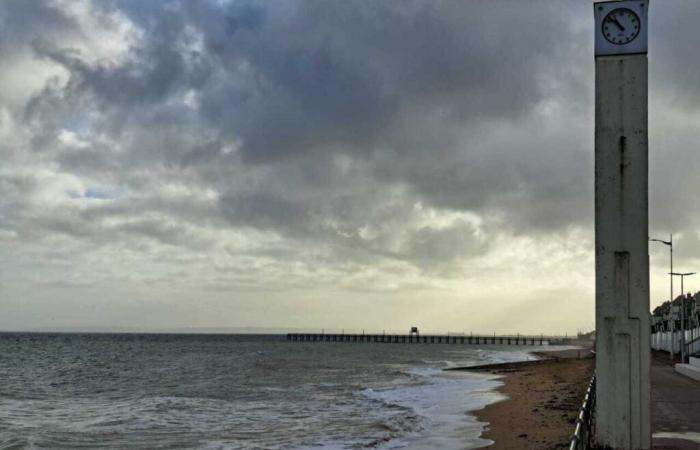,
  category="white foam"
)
[356,347,546,450]
[355,367,505,450]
